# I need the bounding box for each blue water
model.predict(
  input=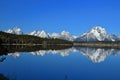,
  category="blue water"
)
[0,47,120,80]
